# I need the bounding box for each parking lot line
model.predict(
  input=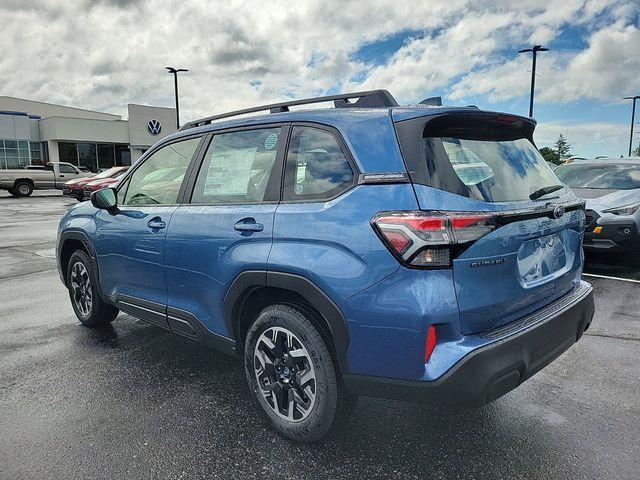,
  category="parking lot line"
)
[582,272,640,284]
